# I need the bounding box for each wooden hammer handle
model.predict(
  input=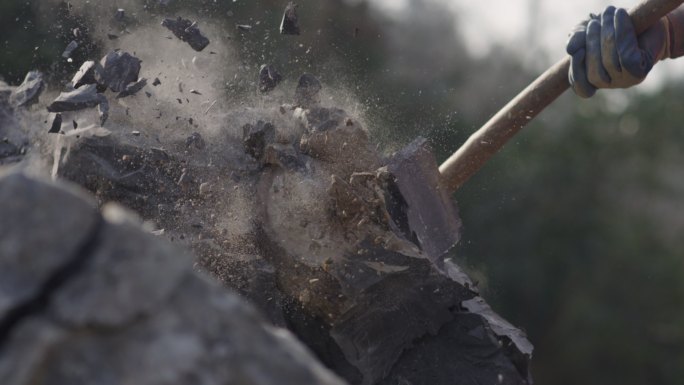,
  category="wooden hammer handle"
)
[438,0,684,193]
